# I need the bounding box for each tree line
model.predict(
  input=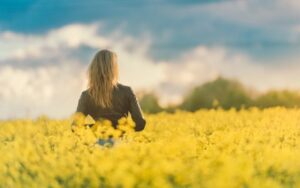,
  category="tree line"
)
[139,77,300,113]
